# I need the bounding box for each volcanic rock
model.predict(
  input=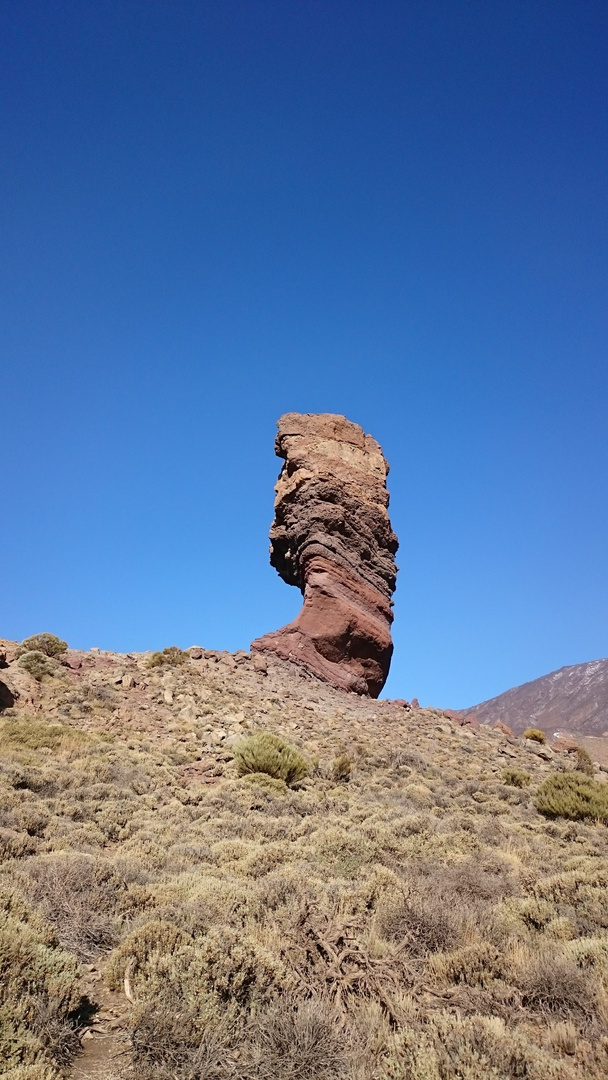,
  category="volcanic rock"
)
[466,657,608,737]
[251,412,398,697]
